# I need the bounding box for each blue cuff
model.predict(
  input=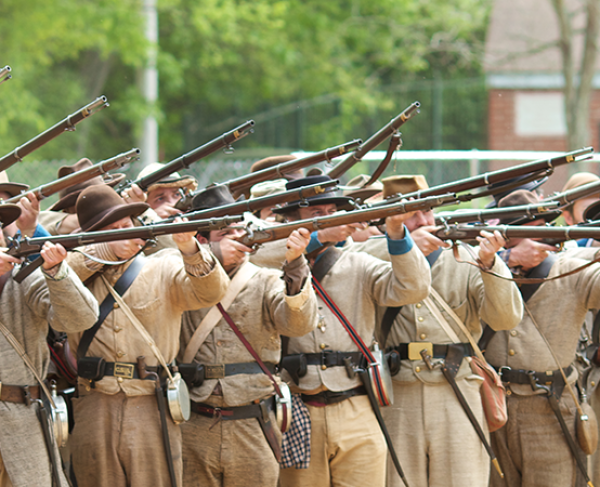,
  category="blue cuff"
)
[306,232,324,254]
[386,226,414,255]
